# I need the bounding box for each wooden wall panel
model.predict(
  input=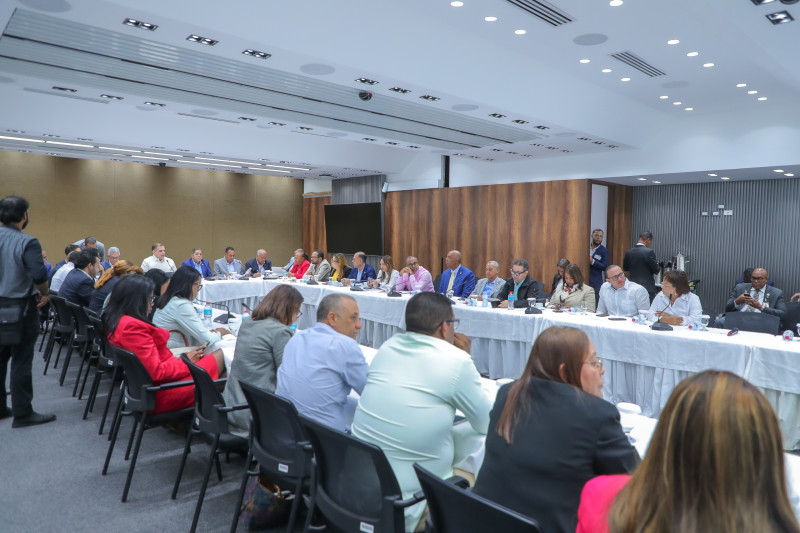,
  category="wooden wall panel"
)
[302,195,331,258]
[384,180,593,289]
[605,182,634,271]
[0,151,303,268]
